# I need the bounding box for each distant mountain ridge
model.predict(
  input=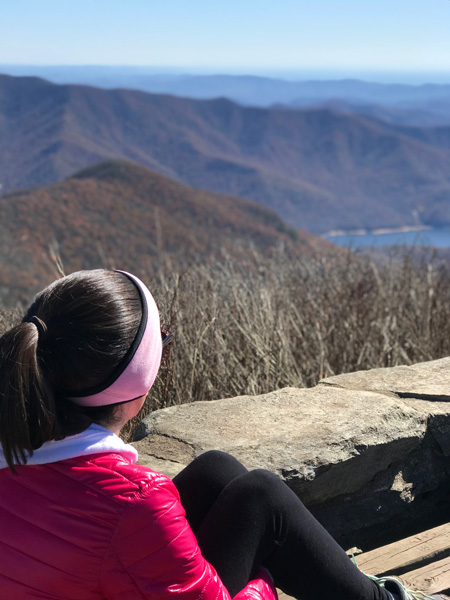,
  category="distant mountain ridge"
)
[2,66,450,116]
[2,74,450,233]
[278,99,450,128]
[0,159,330,305]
